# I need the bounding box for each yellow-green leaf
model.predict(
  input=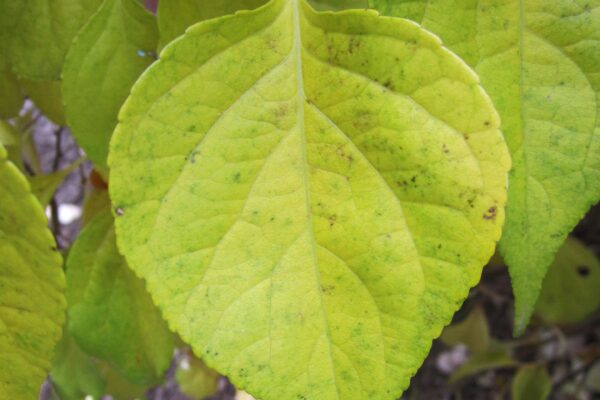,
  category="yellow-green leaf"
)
[109,1,510,398]
[62,0,157,177]
[370,0,600,336]
[0,120,18,148]
[157,0,268,50]
[0,0,102,80]
[66,210,174,385]
[0,143,66,399]
[535,237,600,325]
